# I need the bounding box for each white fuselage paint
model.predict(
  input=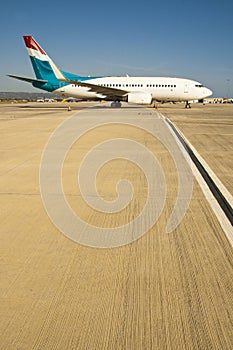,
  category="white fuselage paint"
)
[54,76,212,102]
